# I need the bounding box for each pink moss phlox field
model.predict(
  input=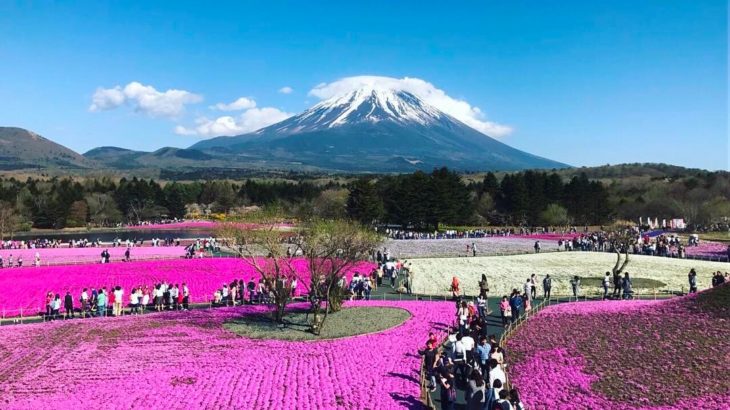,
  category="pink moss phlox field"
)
[127,221,294,230]
[510,348,730,410]
[0,300,451,409]
[684,241,729,258]
[0,246,188,266]
[510,233,576,241]
[506,290,730,409]
[0,258,375,315]
[127,220,217,230]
